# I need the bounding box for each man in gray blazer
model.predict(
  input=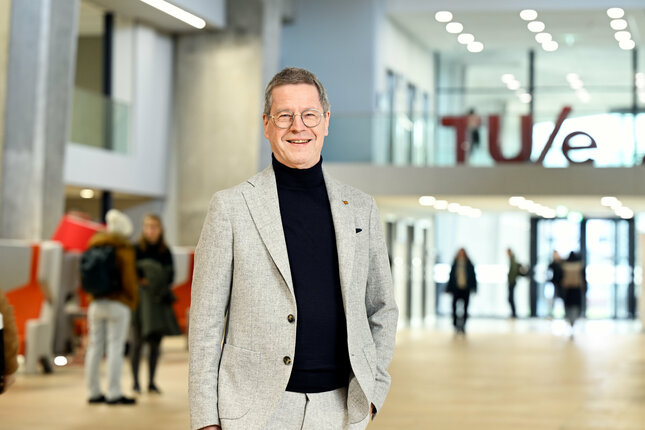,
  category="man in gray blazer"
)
[189,67,398,430]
